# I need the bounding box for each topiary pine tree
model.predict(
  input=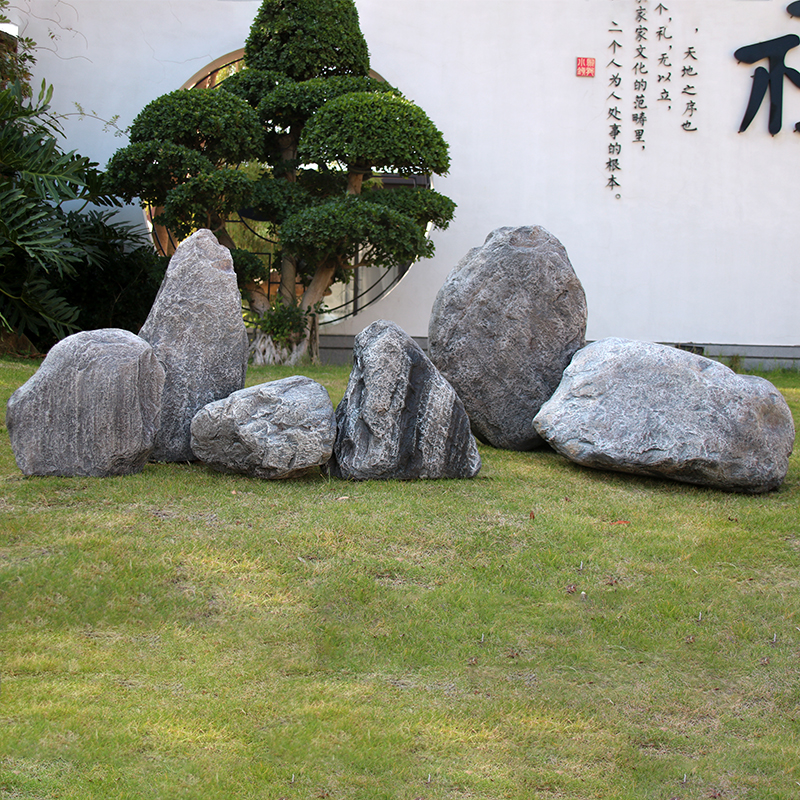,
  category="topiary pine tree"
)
[105,0,455,362]
[231,0,456,360]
